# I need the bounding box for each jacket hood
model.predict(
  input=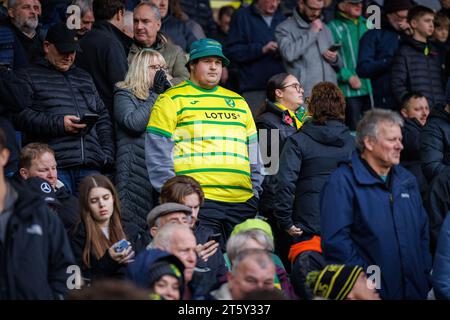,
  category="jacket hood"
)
[428,103,450,123]
[301,120,350,147]
[126,248,185,292]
